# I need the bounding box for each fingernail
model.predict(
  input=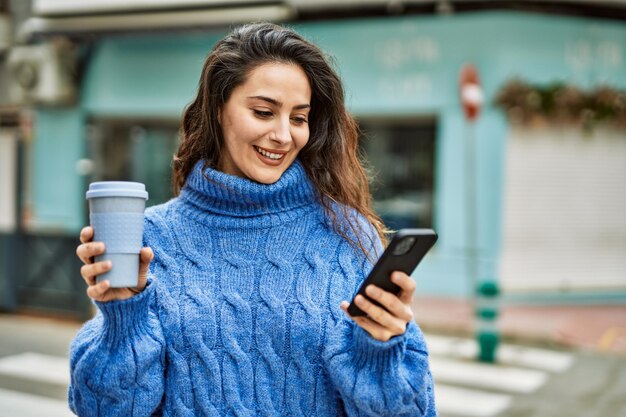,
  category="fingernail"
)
[104,261,112,268]
[366,285,380,296]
